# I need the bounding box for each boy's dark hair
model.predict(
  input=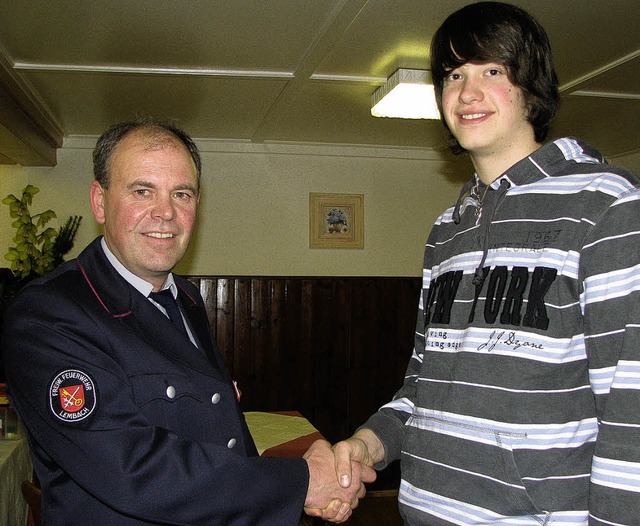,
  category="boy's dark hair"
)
[430,2,559,154]
[93,117,202,190]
